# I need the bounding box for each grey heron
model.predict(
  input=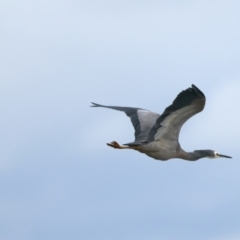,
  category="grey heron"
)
[91,84,231,161]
